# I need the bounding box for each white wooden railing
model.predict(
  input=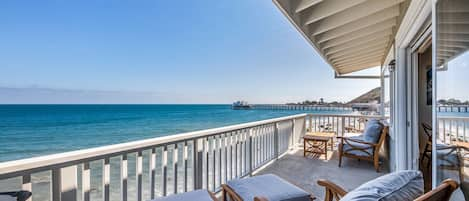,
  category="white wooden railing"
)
[438,116,469,143]
[0,114,307,201]
[0,113,398,201]
[305,114,386,137]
